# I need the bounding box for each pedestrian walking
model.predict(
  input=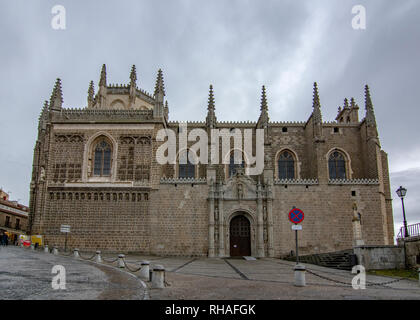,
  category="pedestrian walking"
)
[2,233,8,246]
